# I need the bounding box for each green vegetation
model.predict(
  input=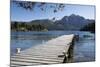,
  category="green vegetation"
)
[13,1,65,13]
[11,22,47,31]
[80,21,95,33]
[11,19,95,32]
